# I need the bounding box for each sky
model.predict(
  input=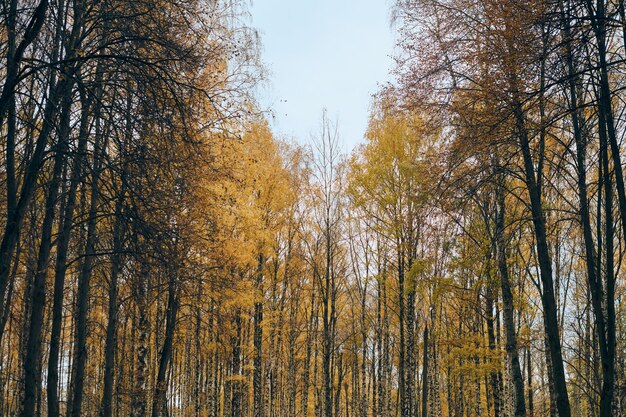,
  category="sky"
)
[250,0,397,152]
